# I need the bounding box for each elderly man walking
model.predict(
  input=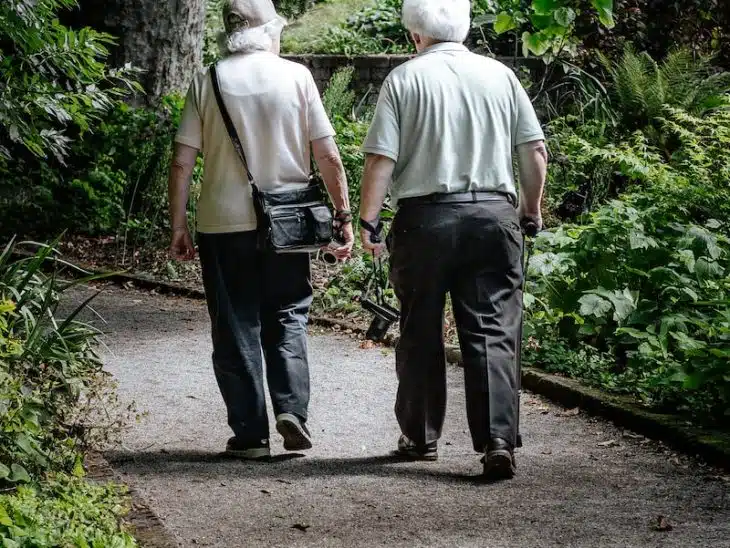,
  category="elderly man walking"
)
[359,0,547,479]
[168,0,353,459]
